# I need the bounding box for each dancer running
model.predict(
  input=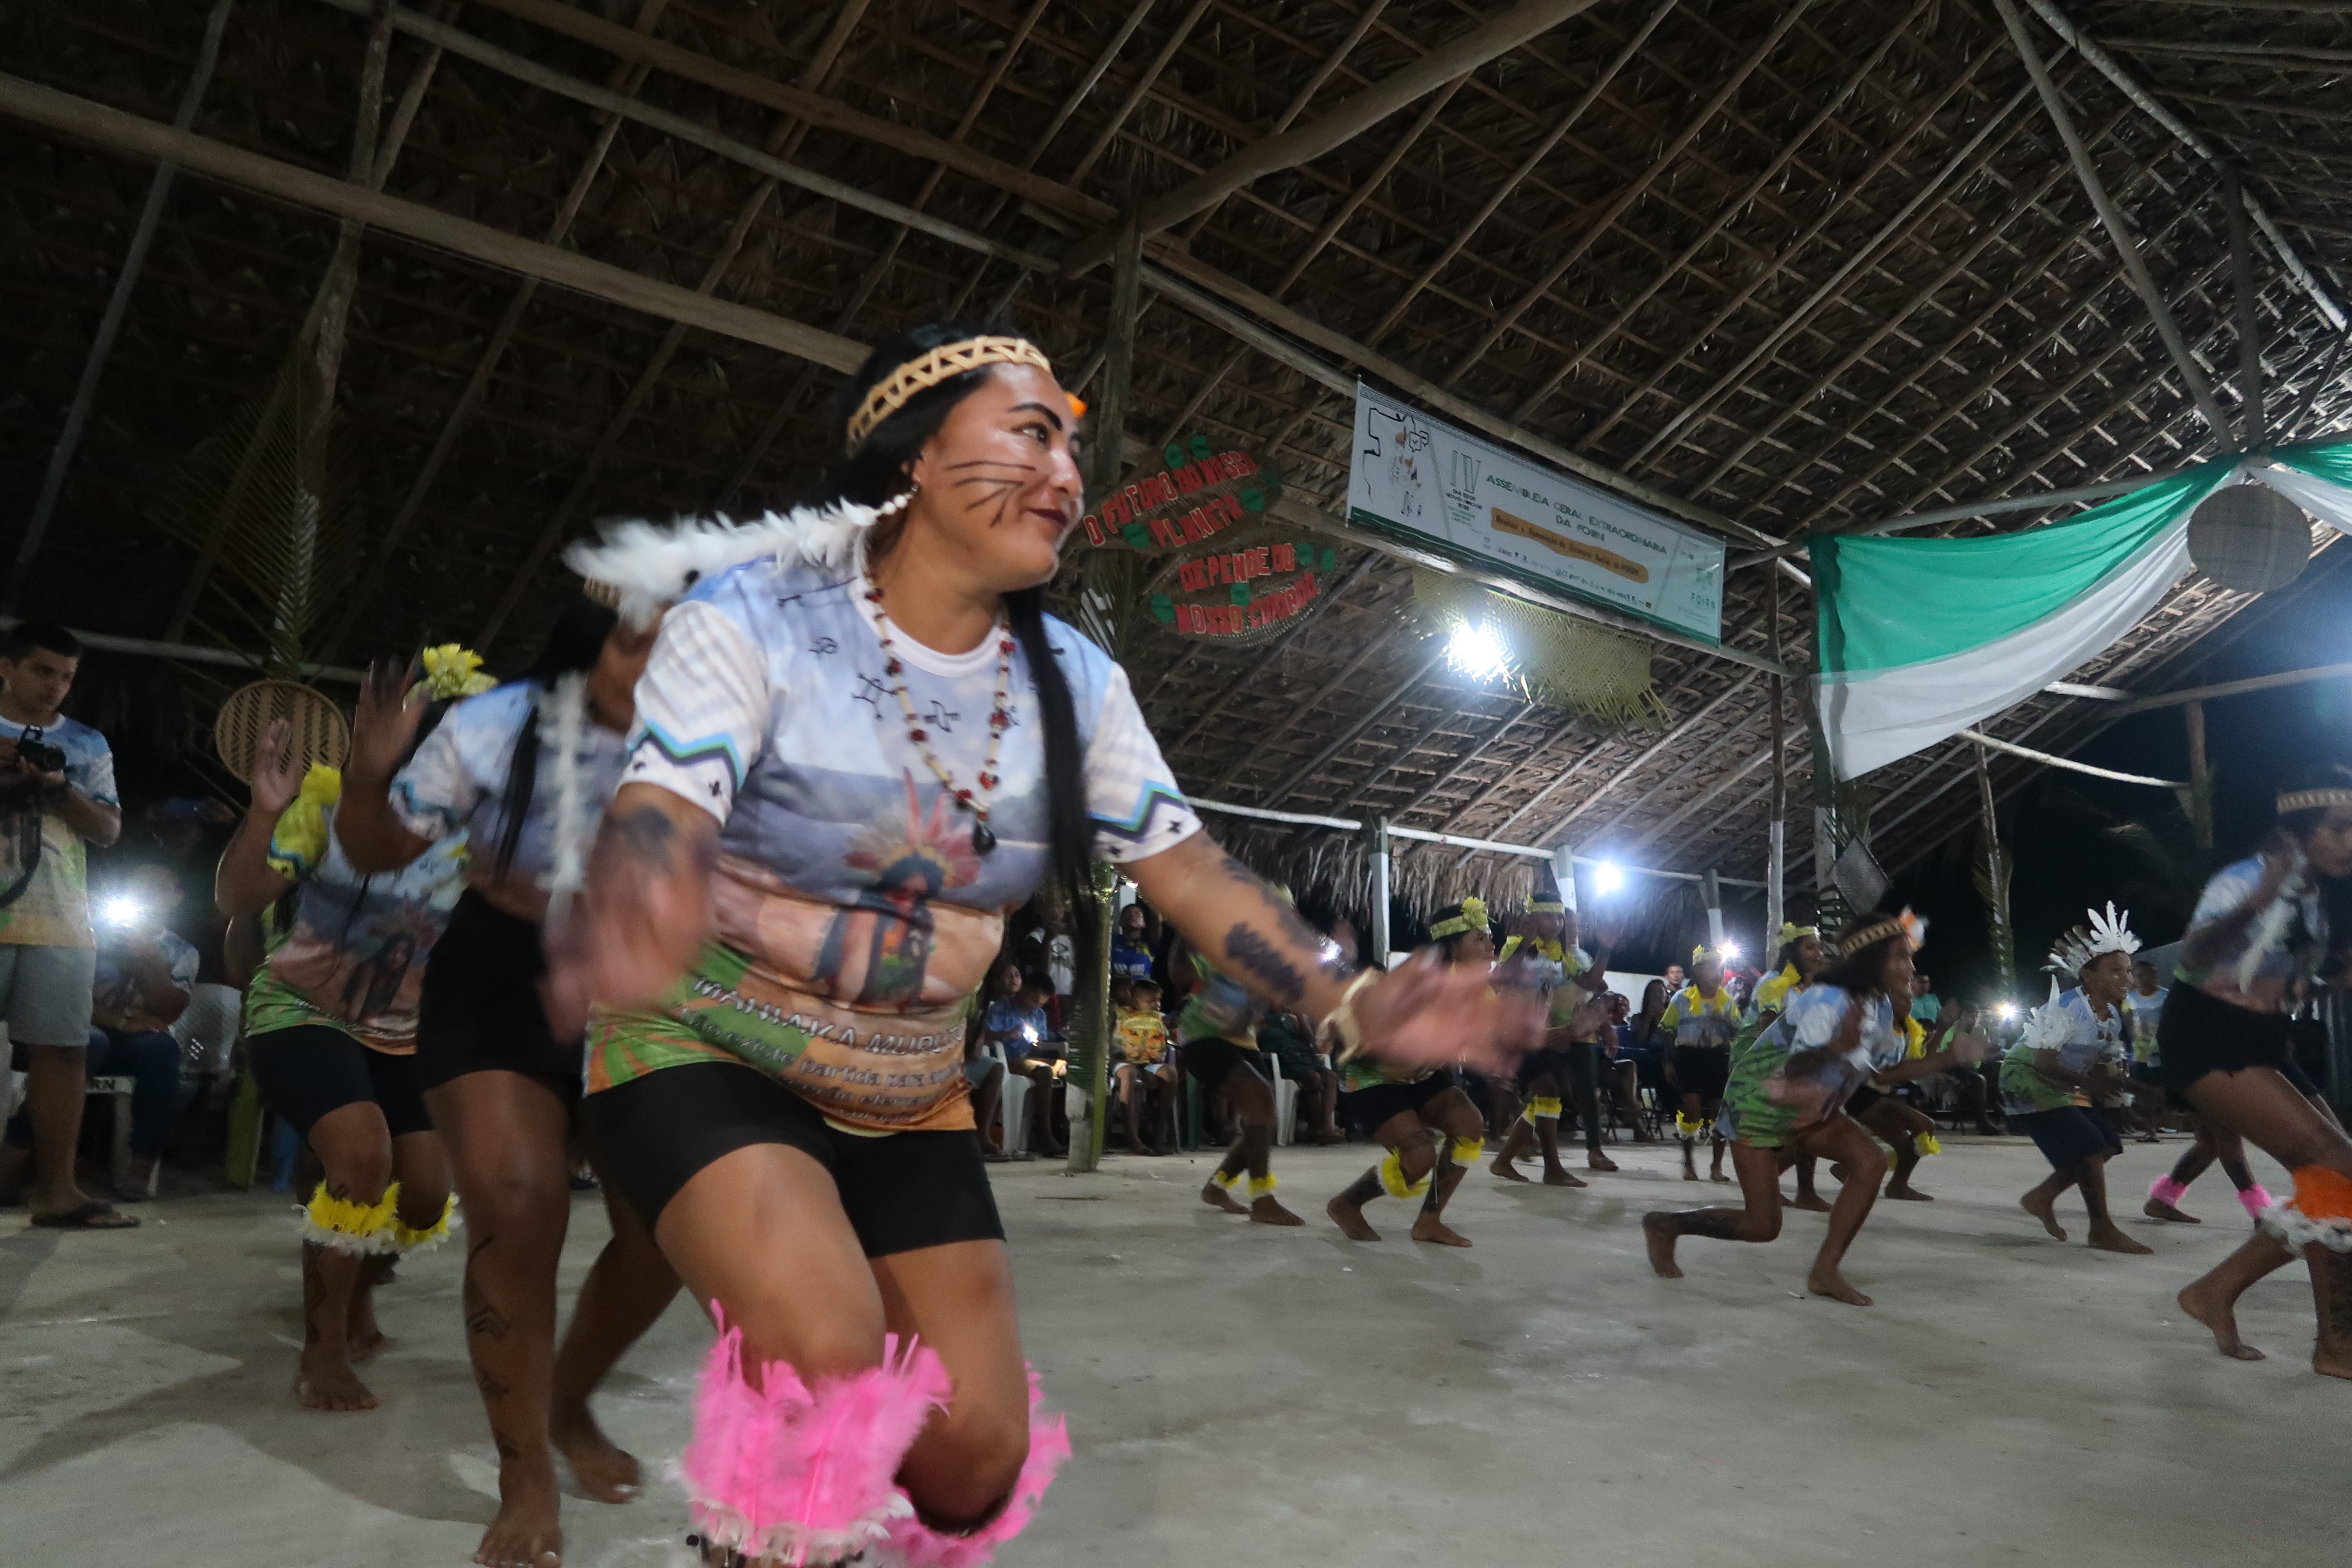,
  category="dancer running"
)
[217,714,461,1411]
[2000,906,2154,1255]
[337,599,683,1568]
[1642,912,1984,1305]
[1490,886,1618,1184]
[1662,946,1742,1182]
[543,324,1537,1565]
[2155,769,2352,1377]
